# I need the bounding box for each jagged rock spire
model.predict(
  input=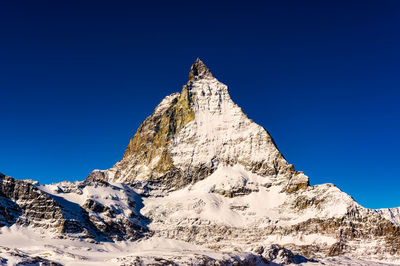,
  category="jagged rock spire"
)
[188,58,213,81]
